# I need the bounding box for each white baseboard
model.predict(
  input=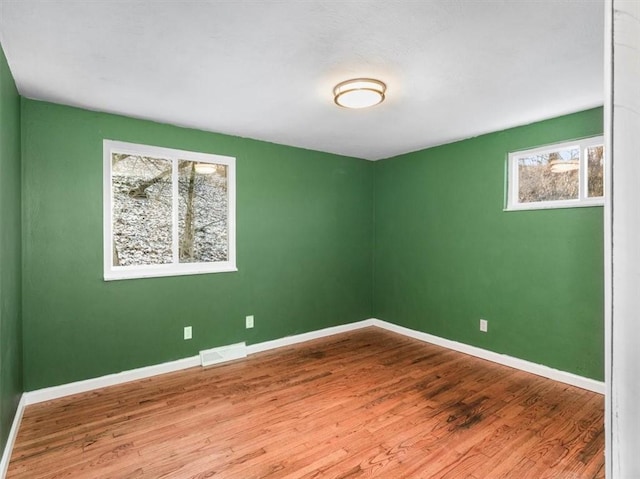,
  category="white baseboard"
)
[23,319,377,406]
[22,316,603,408]
[0,394,25,479]
[246,318,376,355]
[4,317,602,475]
[24,356,201,405]
[371,319,605,394]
